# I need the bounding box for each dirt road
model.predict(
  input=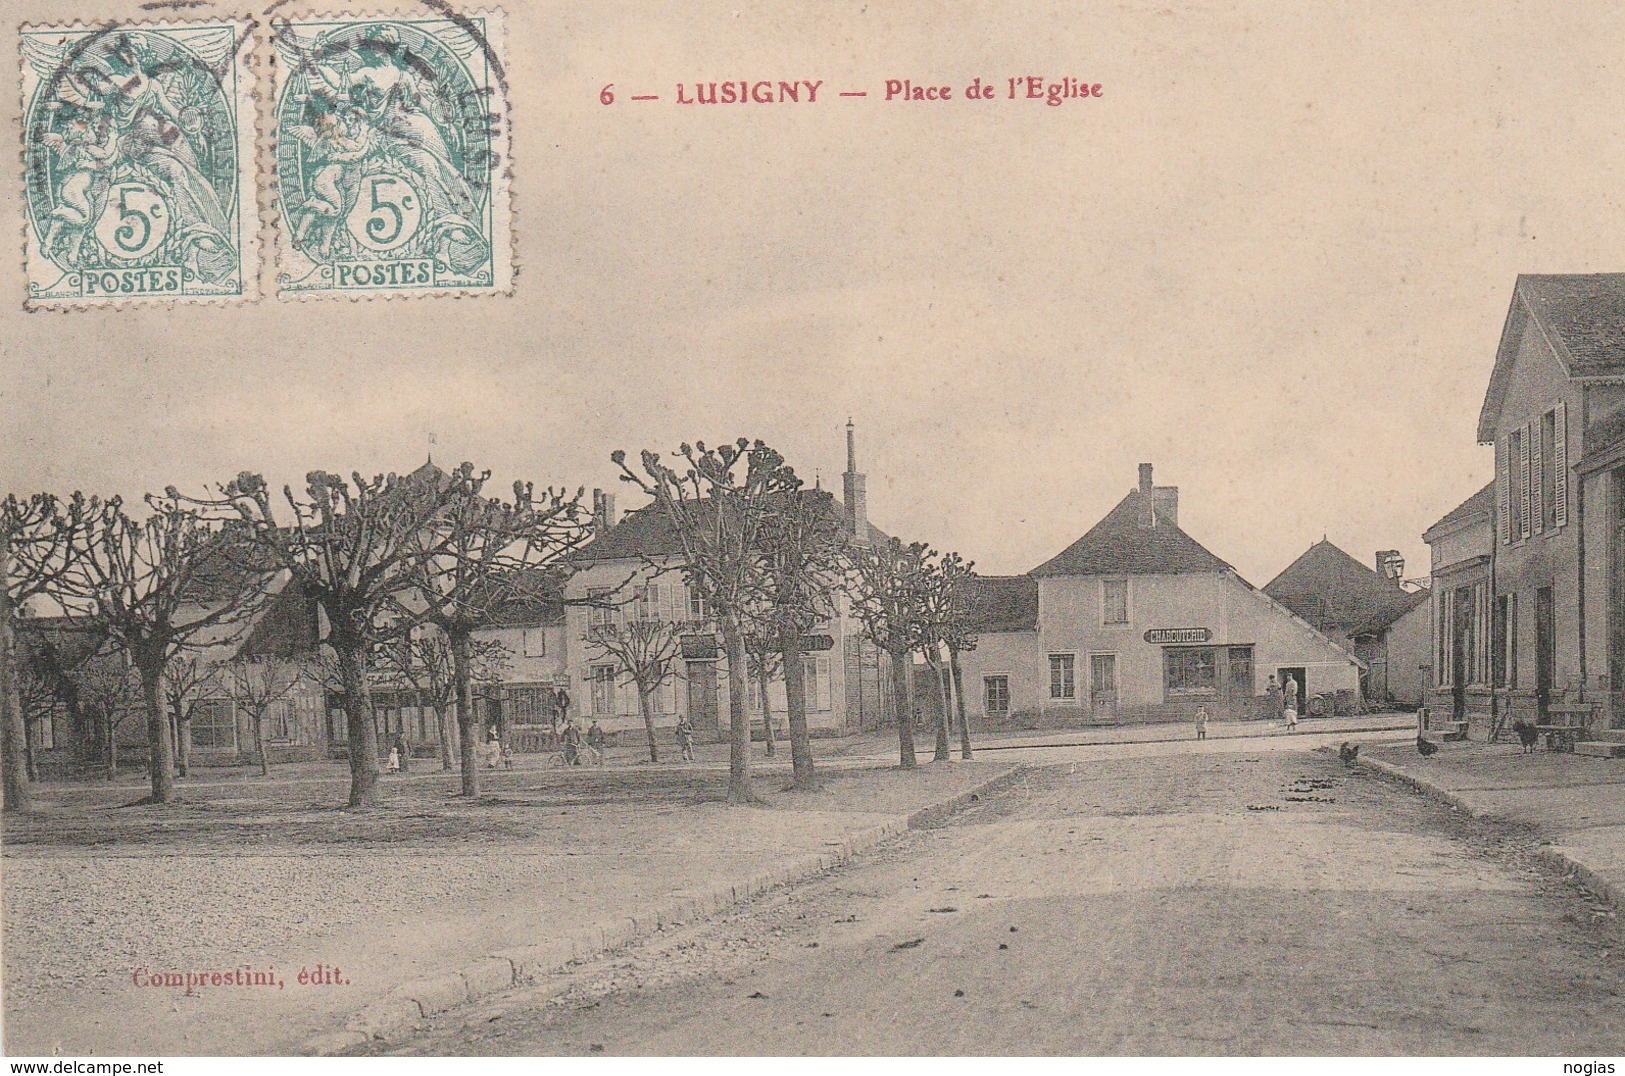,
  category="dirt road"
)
[375,748,1625,1055]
